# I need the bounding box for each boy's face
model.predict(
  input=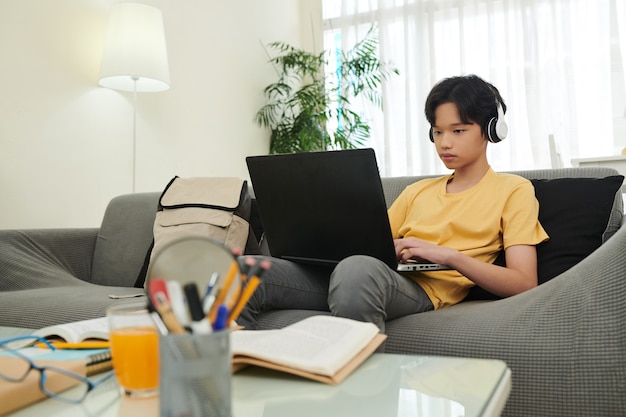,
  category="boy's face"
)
[431,102,488,170]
